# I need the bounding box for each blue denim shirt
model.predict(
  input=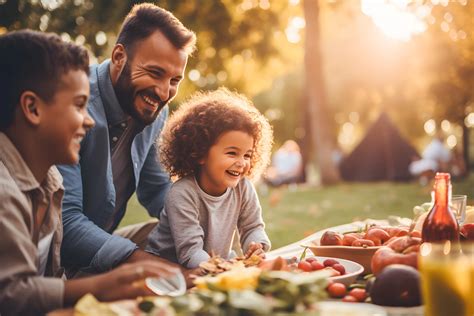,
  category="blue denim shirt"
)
[57,60,171,272]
